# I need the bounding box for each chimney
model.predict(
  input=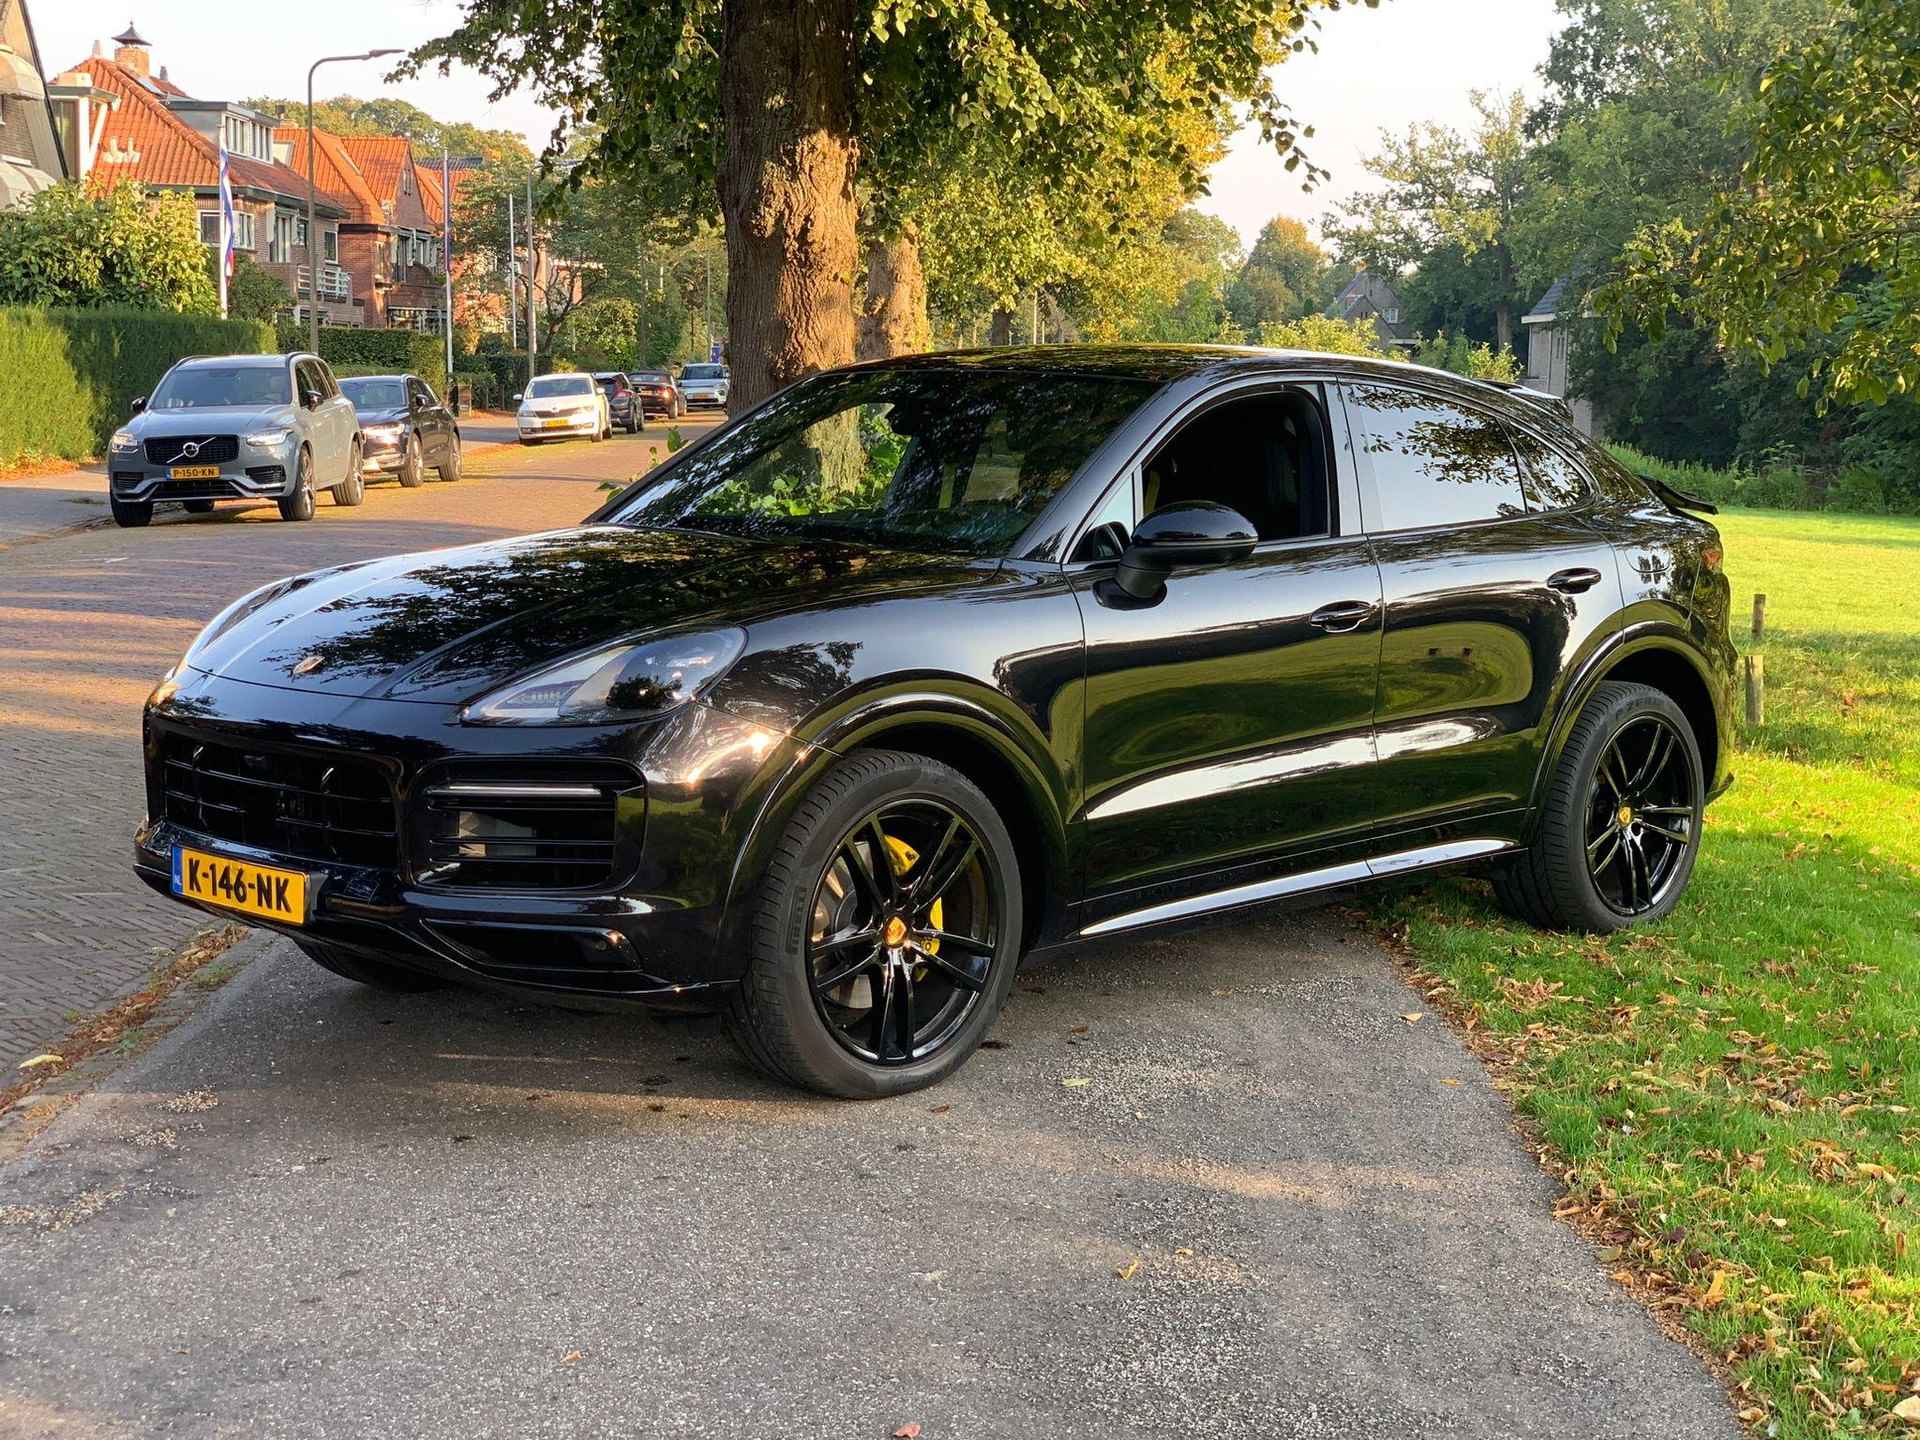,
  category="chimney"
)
[111,21,151,76]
